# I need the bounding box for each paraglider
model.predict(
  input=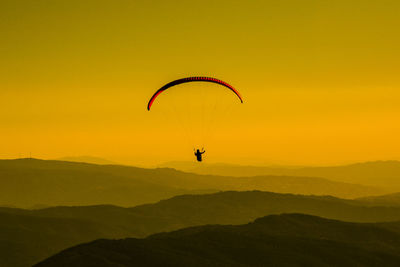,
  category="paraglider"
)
[194,148,206,162]
[147,76,243,162]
